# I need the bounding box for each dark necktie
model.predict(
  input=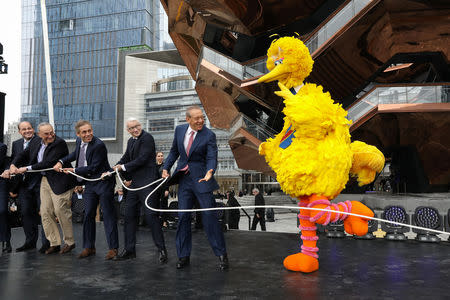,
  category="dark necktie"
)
[78,143,87,168]
[77,143,87,182]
